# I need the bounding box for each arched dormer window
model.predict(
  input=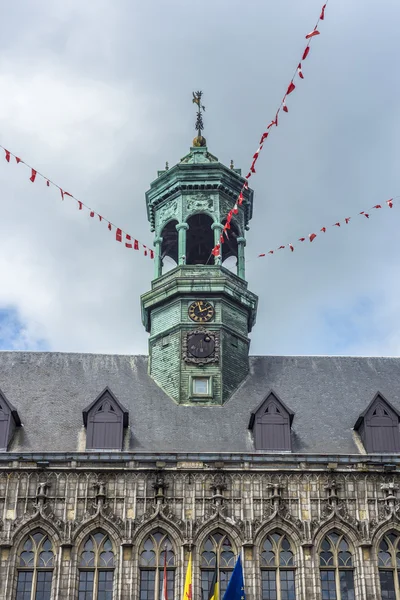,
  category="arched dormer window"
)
[16,531,55,600]
[354,392,400,453]
[0,388,20,451]
[260,532,296,599]
[248,391,294,451]
[83,388,129,451]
